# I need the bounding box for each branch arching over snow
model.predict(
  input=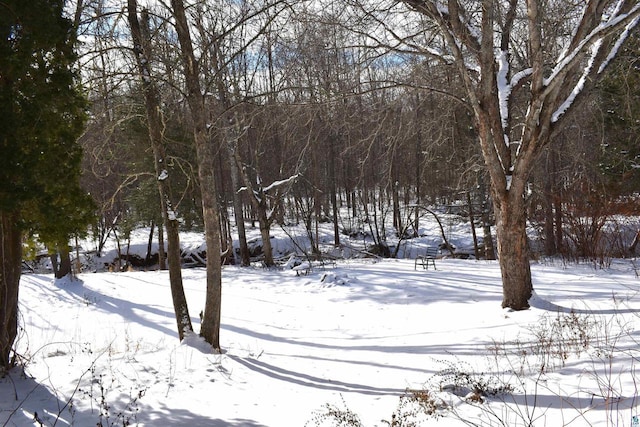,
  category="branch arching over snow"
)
[262,173,300,193]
